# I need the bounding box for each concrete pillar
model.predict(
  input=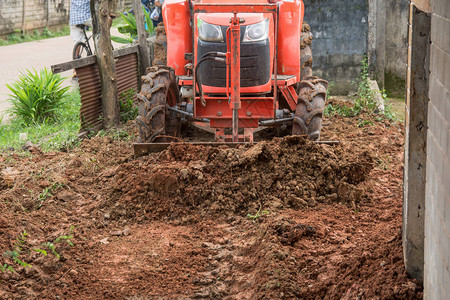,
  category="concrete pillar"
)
[375,0,386,88]
[402,3,431,283]
[367,0,377,79]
